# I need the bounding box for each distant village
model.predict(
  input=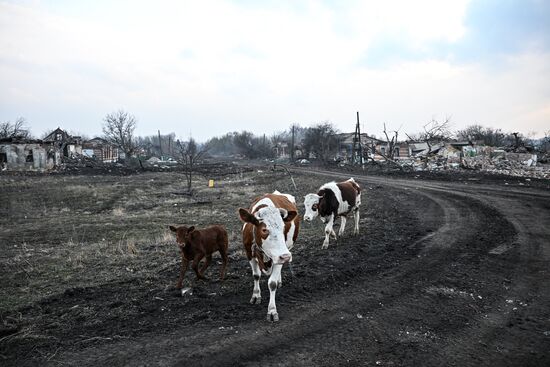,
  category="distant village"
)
[1,119,549,179]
